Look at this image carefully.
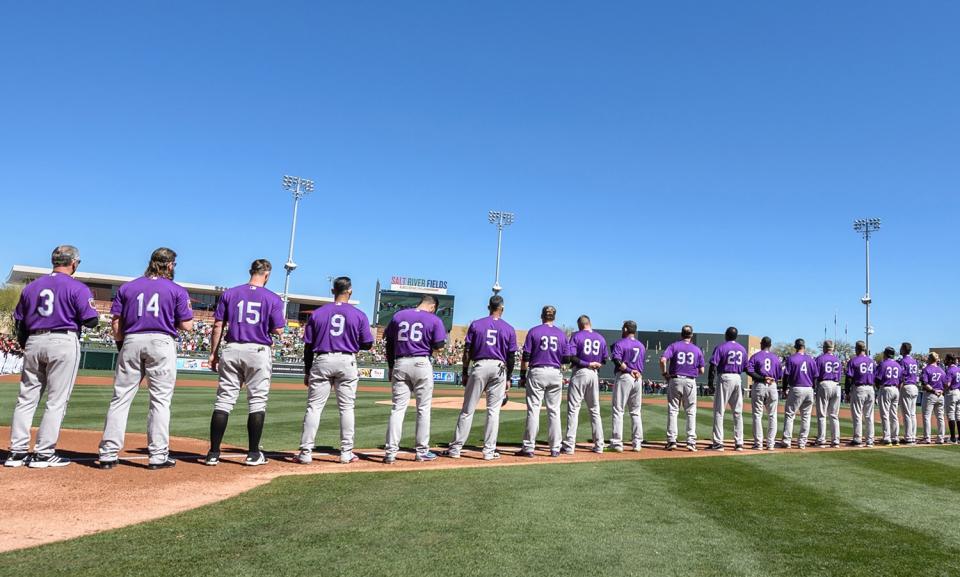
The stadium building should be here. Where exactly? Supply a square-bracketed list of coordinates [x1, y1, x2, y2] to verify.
[6, 265, 350, 326]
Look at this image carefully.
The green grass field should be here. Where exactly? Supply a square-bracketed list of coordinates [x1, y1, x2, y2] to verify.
[2, 448, 959, 576]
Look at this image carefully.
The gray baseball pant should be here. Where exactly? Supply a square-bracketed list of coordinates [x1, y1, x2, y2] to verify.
[563, 368, 604, 451]
[751, 382, 779, 448]
[899, 385, 919, 442]
[300, 352, 358, 459]
[667, 376, 697, 445]
[99, 333, 177, 465]
[878, 386, 900, 442]
[214, 342, 273, 414]
[851, 385, 876, 444]
[945, 389, 960, 422]
[815, 380, 841, 445]
[9, 332, 81, 457]
[385, 357, 434, 457]
[922, 392, 945, 442]
[449, 359, 506, 457]
[712, 373, 743, 446]
[523, 366, 563, 452]
[782, 386, 814, 446]
[610, 373, 643, 449]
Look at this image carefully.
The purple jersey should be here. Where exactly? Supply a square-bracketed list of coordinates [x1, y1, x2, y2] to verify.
[747, 350, 783, 381]
[784, 352, 818, 387]
[384, 308, 447, 358]
[900, 356, 920, 385]
[567, 329, 608, 368]
[523, 324, 568, 368]
[846, 355, 876, 386]
[710, 341, 747, 373]
[875, 359, 903, 386]
[111, 276, 193, 338]
[464, 316, 517, 362]
[611, 337, 646, 373]
[921, 364, 946, 390]
[815, 353, 842, 383]
[214, 284, 285, 346]
[661, 340, 705, 378]
[947, 365, 960, 390]
[14, 272, 98, 332]
[303, 302, 373, 354]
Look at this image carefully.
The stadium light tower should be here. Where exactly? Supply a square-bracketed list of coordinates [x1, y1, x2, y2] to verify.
[281, 175, 314, 318]
[853, 218, 881, 354]
[488, 210, 515, 294]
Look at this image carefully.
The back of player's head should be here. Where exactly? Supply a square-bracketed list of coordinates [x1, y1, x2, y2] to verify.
[332, 276, 352, 296]
[249, 259, 272, 276]
[855, 340, 867, 355]
[577, 315, 590, 330]
[680, 325, 694, 339]
[929, 352, 941, 364]
[51, 245, 80, 268]
[541, 305, 557, 322]
[724, 326, 738, 341]
[884, 347, 896, 360]
[947, 354, 957, 366]
[145, 247, 177, 280]
[822, 340, 834, 353]
[901, 342, 913, 356]
[418, 294, 439, 310]
[794, 338, 805, 351]
[622, 320, 637, 335]
[488, 295, 504, 313]
[761, 336, 772, 350]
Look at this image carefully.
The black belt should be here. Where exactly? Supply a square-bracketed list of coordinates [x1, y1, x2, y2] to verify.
[32, 329, 72, 335]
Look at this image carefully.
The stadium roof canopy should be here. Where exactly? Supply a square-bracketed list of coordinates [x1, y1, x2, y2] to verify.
[6, 265, 356, 306]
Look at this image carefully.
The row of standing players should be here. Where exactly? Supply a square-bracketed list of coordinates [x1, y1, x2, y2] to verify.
[5, 246, 956, 469]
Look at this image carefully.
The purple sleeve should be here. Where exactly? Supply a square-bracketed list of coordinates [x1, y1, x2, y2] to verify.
[611, 341, 623, 363]
[269, 297, 285, 331]
[697, 349, 705, 369]
[811, 359, 820, 379]
[661, 344, 673, 360]
[600, 337, 609, 363]
[358, 312, 373, 344]
[13, 292, 27, 322]
[710, 346, 721, 367]
[213, 293, 226, 322]
[383, 319, 398, 347]
[464, 323, 475, 348]
[522, 331, 534, 355]
[845, 360, 855, 378]
[110, 289, 123, 317]
[746, 354, 756, 373]
[74, 285, 98, 322]
[303, 318, 315, 348]
[175, 287, 193, 322]
[433, 317, 447, 345]
[508, 328, 518, 353]
[874, 363, 883, 379]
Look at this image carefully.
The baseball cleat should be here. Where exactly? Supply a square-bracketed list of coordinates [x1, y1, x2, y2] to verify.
[99, 459, 119, 470]
[686, 444, 697, 452]
[892, 440, 900, 446]
[865, 441, 874, 447]
[881, 439, 892, 446]
[561, 447, 575, 455]
[831, 442, 841, 448]
[340, 452, 359, 464]
[148, 458, 176, 470]
[611, 445, 624, 453]
[665, 442, 677, 451]
[3, 453, 28, 468]
[516, 449, 535, 458]
[296, 450, 312, 464]
[707, 443, 724, 451]
[440, 449, 460, 459]
[383, 454, 396, 465]
[847, 440, 862, 447]
[775, 441, 790, 449]
[245, 451, 268, 466]
[632, 445, 642, 452]
[592, 446, 604, 454]
[798, 443, 806, 450]
[203, 451, 220, 466]
[734, 444, 744, 452]
[415, 451, 438, 462]
[751, 443, 762, 450]
[27, 454, 71, 468]
[483, 452, 501, 461]
[549, 450, 561, 457]
[767, 445, 776, 451]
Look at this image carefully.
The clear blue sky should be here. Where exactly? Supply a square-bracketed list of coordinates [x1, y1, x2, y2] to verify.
[2, 2, 957, 351]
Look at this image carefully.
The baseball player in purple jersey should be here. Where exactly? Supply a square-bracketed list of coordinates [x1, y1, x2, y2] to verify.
[875, 347, 903, 446]
[99, 248, 194, 470]
[660, 325, 705, 452]
[746, 337, 783, 450]
[298, 277, 373, 464]
[4, 246, 99, 468]
[920, 352, 946, 444]
[845, 341, 876, 447]
[899, 342, 920, 444]
[383, 294, 447, 464]
[518, 306, 569, 458]
[776, 339, 818, 449]
[203, 259, 285, 467]
[562, 315, 607, 454]
[944, 355, 960, 444]
[707, 327, 747, 451]
[814, 341, 843, 448]
[609, 321, 646, 452]
[444, 295, 517, 460]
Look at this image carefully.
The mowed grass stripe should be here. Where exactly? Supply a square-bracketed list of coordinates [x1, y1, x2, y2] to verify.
[3, 451, 960, 576]
[0, 383, 873, 452]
